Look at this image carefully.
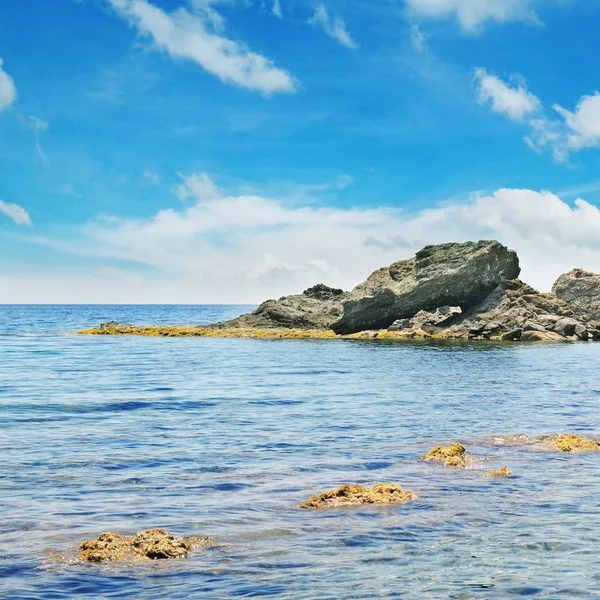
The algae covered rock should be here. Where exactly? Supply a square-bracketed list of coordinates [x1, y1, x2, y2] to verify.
[485, 466, 513, 478]
[545, 434, 600, 453]
[300, 483, 418, 509]
[422, 443, 467, 467]
[78, 528, 212, 563]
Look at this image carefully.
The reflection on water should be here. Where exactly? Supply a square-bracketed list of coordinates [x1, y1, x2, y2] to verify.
[1, 305, 600, 598]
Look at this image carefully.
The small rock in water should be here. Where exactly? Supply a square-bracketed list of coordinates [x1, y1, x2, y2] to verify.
[485, 466, 513, 478]
[545, 434, 600, 453]
[300, 483, 418, 509]
[78, 528, 212, 562]
[422, 443, 467, 468]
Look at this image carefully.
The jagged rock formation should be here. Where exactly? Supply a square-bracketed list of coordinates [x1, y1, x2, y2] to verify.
[84, 240, 600, 343]
[552, 269, 600, 321]
[215, 241, 521, 334]
[213, 284, 345, 330]
[331, 241, 520, 334]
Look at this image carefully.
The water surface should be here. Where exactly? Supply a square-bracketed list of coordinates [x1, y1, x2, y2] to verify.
[1, 305, 600, 598]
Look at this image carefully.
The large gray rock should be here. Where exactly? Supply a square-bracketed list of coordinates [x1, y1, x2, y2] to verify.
[213, 284, 345, 330]
[445, 279, 574, 339]
[552, 269, 600, 321]
[331, 241, 520, 334]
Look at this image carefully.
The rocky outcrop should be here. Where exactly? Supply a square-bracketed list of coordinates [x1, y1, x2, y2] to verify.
[439, 278, 585, 341]
[214, 284, 346, 330]
[552, 269, 600, 321]
[84, 240, 600, 343]
[78, 529, 213, 563]
[300, 483, 418, 509]
[331, 241, 520, 334]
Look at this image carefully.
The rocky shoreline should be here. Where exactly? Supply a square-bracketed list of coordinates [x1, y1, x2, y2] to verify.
[80, 240, 600, 342]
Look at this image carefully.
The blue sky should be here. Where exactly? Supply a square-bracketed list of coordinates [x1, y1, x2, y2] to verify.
[2, 0, 600, 303]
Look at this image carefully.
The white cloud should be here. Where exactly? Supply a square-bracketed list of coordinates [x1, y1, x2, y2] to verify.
[107, 0, 296, 94]
[410, 24, 427, 53]
[404, 0, 540, 31]
[475, 68, 600, 161]
[553, 93, 600, 151]
[174, 172, 221, 201]
[308, 3, 358, 50]
[272, 0, 282, 19]
[143, 170, 160, 185]
[55, 174, 600, 304]
[474, 68, 541, 122]
[0, 59, 17, 111]
[0, 200, 32, 226]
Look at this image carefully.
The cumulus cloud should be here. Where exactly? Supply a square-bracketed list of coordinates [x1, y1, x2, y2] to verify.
[107, 0, 296, 94]
[475, 68, 600, 161]
[68, 173, 600, 303]
[0, 58, 17, 111]
[474, 68, 541, 121]
[404, 0, 540, 31]
[553, 93, 600, 152]
[308, 3, 358, 50]
[0, 200, 32, 226]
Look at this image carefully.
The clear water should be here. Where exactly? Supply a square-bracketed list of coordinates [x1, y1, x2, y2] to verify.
[2, 305, 600, 599]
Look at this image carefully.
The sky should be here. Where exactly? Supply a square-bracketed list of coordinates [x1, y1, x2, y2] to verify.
[2, 0, 600, 303]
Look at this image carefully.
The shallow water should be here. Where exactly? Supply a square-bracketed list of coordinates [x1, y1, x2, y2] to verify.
[2, 305, 600, 599]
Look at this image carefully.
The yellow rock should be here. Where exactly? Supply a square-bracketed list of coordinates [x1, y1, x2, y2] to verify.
[546, 434, 600, 453]
[78, 529, 212, 563]
[485, 466, 513, 478]
[300, 483, 418, 509]
[422, 443, 467, 468]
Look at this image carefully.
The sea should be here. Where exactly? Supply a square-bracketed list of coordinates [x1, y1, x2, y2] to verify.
[1, 304, 600, 599]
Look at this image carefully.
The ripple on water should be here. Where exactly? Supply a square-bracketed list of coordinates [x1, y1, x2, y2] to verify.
[2, 305, 600, 598]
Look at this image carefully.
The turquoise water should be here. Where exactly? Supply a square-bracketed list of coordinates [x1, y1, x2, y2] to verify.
[2, 305, 600, 599]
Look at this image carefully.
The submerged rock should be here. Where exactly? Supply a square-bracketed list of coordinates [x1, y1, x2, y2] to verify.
[422, 443, 467, 467]
[553, 269, 600, 321]
[78, 529, 212, 563]
[485, 467, 513, 478]
[300, 483, 418, 509]
[545, 434, 600, 453]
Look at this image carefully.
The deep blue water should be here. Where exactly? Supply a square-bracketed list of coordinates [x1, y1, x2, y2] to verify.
[2, 305, 600, 599]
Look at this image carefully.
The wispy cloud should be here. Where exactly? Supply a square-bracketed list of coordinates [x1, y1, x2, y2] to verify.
[0, 58, 17, 111]
[475, 67, 600, 162]
[308, 3, 358, 50]
[25, 115, 50, 162]
[0, 200, 32, 226]
[404, 0, 540, 31]
[410, 23, 428, 53]
[272, 0, 282, 19]
[474, 68, 540, 121]
[143, 170, 160, 185]
[107, 0, 296, 94]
